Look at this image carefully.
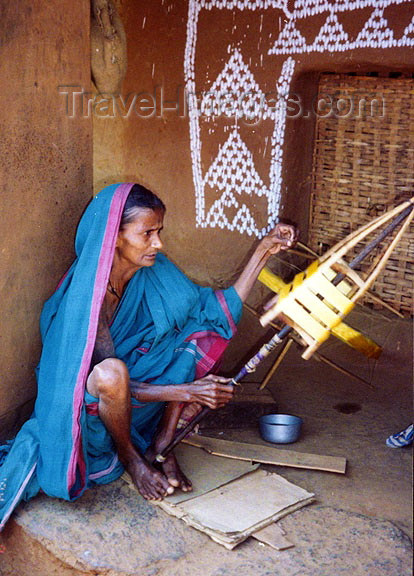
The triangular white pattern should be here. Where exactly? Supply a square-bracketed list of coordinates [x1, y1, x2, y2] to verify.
[311, 12, 350, 52]
[398, 15, 414, 46]
[205, 194, 260, 236]
[186, 0, 413, 238]
[232, 205, 259, 236]
[205, 189, 239, 229]
[268, 19, 307, 55]
[268, 3, 412, 55]
[203, 127, 269, 197]
[201, 48, 273, 119]
[355, 8, 395, 48]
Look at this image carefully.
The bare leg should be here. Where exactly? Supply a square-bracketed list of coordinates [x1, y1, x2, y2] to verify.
[87, 358, 174, 500]
[147, 401, 192, 492]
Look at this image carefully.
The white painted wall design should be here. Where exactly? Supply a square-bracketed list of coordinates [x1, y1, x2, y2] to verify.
[185, 0, 414, 237]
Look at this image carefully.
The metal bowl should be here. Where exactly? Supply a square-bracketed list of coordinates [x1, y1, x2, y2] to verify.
[259, 413, 303, 444]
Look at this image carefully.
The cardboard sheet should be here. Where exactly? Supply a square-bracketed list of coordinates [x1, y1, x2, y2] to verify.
[177, 469, 313, 533]
[124, 444, 314, 549]
[122, 444, 259, 505]
[164, 444, 259, 504]
[252, 523, 294, 550]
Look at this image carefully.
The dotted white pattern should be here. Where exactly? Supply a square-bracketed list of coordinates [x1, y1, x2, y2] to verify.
[199, 0, 290, 12]
[201, 48, 275, 120]
[185, 0, 414, 237]
[202, 57, 295, 236]
[293, 0, 409, 19]
[269, 2, 414, 55]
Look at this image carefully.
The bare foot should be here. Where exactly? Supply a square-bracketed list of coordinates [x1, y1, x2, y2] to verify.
[126, 456, 174, 501]
[146, 446, 192, 492]
[160, 452, 192, 492]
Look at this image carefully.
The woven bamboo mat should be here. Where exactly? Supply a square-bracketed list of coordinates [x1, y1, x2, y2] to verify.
[310, 74, 414, 314]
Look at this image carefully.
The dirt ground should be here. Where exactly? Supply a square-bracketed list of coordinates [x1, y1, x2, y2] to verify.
[218, 306, 413, 537]
[0, 307, 412, 576]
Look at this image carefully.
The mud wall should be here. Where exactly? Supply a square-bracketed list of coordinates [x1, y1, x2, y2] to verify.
[94, 1, 414, 286]
[0, 1, 412, 437]
[0, 1, 92, 439]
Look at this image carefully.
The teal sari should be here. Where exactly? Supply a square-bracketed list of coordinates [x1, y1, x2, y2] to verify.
[0, 183, 242, 529]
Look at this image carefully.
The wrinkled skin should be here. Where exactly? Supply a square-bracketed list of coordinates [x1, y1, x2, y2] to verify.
[88, 208, 298, 500]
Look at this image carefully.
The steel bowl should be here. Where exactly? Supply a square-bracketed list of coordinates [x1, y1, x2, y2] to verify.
[259, 413, 303, 444]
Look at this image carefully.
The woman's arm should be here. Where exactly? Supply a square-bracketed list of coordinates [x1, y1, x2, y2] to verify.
[233, 222, 298, 302]
[91, 301, 233, 409]
[92, 223, 295, 408]
[130, 374, 234, 409]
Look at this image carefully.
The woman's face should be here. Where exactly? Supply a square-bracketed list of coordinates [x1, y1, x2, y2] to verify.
[116, 207, 164, 270]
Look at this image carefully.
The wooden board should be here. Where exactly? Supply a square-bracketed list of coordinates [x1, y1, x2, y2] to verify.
[183, 435, 347, 474]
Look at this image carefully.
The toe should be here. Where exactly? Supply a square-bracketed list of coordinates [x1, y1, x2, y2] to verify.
[166, 475, 180, 487]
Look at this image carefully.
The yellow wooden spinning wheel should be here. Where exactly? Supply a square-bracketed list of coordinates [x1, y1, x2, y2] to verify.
[259, 198, 414, 361]
[258, 265, 381, 359]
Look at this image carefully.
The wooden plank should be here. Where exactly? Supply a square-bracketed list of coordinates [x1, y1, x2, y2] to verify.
[183, 435, 347, 474]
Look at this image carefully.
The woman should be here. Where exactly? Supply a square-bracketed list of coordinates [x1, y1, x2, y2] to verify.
[0, 182, 296, 527]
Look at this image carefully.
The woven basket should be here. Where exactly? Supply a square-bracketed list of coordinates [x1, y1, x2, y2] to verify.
[309, 74, 414, 314]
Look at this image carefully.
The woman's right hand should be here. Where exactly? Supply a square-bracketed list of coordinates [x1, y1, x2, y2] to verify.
[182, 374, 234, 409]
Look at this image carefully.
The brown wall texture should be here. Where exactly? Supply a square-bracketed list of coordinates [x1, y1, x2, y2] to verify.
[93, 0, 413, 369]
[94, 1, 414, 281]
[0, 1, 93, 439]
[0, 1, 413, 437]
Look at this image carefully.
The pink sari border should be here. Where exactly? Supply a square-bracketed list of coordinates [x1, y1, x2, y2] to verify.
[55, 269, 70, 291]
[195, 337, 229, 379]
[185, 330, 232, 379]
[88, 454, 119, 481]
[67, 183, 135, 495]
[0, 463, 37, 531]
